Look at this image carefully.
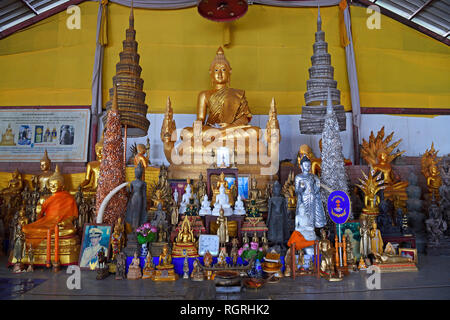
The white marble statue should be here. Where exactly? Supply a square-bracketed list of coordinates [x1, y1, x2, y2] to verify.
[233, 195, 246, 215]
[212, 185, 233, 216]
[179, 184, 192, 214]
[173, 189, 179, 204]
[199, 194, 212, 216]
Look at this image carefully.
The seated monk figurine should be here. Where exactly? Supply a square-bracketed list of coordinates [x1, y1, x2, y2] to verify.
[33, 150, 53, 192]
[142, 251, 155, 279]
[0, 123, 16, 146]
[79, 136, 103, 192]
[22, 165, 79, 265]
[155, 244, 175, 273]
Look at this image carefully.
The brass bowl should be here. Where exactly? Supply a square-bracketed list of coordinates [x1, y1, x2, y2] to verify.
[214, 270, 241, 286]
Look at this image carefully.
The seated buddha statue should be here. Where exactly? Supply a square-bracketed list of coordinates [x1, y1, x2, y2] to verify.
[212, 185, 233, 216]
[297, 144, 321, 176]
[0, 169, 24, 200]
[134, 143, 149, 170]
[21, 165, 79, 266]
[32, 150, 54, 192]
[179, 184, 193, 214]
[199, 194, 212, 216]
[172, 215, 198, 258]
[0, 124, 16, 146]
[233, 195, 246, 215]
[160, 47, 278, 168]
[212, 172, 234, 206]
[156, 244, 174, 270]
[79, 136, 103, 193]
[282, 171, 297, 210]
[151, 190, 166, 211]
[245, 178, 266, 213]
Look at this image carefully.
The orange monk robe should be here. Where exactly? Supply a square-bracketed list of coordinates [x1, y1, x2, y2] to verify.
[23, 191, 78, 248]
[287, 231, 315, 251]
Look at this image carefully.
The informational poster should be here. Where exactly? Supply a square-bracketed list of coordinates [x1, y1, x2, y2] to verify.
[0, 107, 90, 162]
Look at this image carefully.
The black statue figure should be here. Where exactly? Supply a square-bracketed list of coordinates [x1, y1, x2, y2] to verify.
[125, 163, 148, 231]
[267, 181, 289, 248]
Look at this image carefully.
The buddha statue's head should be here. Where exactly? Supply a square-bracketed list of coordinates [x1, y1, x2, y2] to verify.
[320, 228, 327, 239]
[95, 135, 104, 161]
[48, 165, 65, 193]
[162, 244, 169, 255]
[219, 208, 225, 217]
[372, 221, 378, 230]
[40, 149, 51, 172]
[272, 181, 281, 196]
[300, 155, 312, 173]
[137, 144, 146, 155]
[135, 163, 143, 180]
[209, 47, 231, 86]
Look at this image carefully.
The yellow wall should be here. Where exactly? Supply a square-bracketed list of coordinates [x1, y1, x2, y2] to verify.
[0, 3, 448, 114]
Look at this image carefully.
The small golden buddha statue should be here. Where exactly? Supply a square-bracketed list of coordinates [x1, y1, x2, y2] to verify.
[134, 143, 149, 169]
[212, 172, 234, 206]
[195, 173, 207, 200]
[79, 136, 103, 192]
[0, 123, 16, 146]
[421, 143, 442, 201]
[318, 229, 336, 280]
[372, 242, 416, 267]
[0, 169, 24, 199]
[142, 251, 155, 279]
[361, 127, 408, 206]
[245, 178, 266, 212]
[152, 165, 172, 206]
[33, 150, 53, 192]
[217, 208, 229, 245]
[297, 144, 321, 176]
[172, 216, 198, 258]
[18, 165, 79, 266]
[151, 189, 165, 210]
[282, 171, 296, 209]
[156, 244, 173, 270]
[369, 221, 383, 255]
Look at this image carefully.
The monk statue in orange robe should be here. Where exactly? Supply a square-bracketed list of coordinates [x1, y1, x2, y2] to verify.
[23, 165, 78, 249]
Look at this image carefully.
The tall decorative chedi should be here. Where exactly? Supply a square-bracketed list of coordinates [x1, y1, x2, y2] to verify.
[320, 89, 351, 225]
[299, 8, 346, 134]
[96, 85, 128, 225]
[103, 4, 149, 137]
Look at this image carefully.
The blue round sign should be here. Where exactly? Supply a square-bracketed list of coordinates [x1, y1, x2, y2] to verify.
[327, 190, 351, 225]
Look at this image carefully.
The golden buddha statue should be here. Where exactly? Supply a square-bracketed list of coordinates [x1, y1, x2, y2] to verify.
[172, 215, 198, 258]
[421, 143, 442, 201]
[282, 171, 296, 209]
[152, 244, 178, 281]
[160, 47, 280, 180]
[0, 169, 24, 201]
[151, 165, 172, 206]
[0, 123, 16, 146]
[369, 221, 383, 255]
[212, 172, 234, 206]
[151, 189, 165, 210]
[134, 143, 149, 169]
[356, 167, 385, 216]
[297, 144, 321, 176]
[361, 127, 408, 206]
[245, 178, 266, 212]
[17, 165, 80, 266]
[33, 150, 53, 192]
[79, 136, 103, 193]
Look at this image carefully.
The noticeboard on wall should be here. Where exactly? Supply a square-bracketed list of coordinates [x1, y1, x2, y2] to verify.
[0, 107, 91, 162]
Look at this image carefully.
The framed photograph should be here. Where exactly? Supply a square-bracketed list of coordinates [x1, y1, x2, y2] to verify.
[78, 223, 113, 270]
[399, 248, 418, 264]
[336, 220, 361, 261]
[237, 175, 250, 199]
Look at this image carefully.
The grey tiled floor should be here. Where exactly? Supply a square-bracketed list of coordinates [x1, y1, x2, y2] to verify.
[1, 255, 449, 300]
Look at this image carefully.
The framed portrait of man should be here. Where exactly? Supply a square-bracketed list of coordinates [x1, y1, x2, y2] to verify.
[78, 224, 112, 270]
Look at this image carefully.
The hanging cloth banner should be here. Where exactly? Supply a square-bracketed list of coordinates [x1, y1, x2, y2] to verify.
[339, 0, 350, 48]
[99, 0, 108, 46]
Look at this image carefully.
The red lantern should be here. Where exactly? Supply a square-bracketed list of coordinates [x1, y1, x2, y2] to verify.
[198, 0, 248, 22]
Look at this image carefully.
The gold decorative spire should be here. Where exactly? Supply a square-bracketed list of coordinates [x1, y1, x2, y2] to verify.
[49, 164, 64, 185]
[41, 149, 51, 164]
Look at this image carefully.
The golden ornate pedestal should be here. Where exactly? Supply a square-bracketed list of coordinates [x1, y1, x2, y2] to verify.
[151, 268, 178, 282]
[172, 242, 199, 258]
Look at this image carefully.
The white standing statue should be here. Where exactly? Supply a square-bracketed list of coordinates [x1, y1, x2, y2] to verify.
[199, 194, 212, 216]
[173, 189, 179, 205]
[179, 184, 192, 214]
[212, 185, 233, 216]
[233, 195, 246, 215]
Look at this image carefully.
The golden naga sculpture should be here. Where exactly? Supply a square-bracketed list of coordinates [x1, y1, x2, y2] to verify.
[79, 135, 104, 192]
[32, 150, 53, 192]
[160, 47, 280, 173]
[297, 144, 321, 176]
[361, 127, 408, 204]
[15, 165, 80, 266]
[356, 167, 385, 216]
[421, 142, 442, 201]
[0, 123, 16, 146]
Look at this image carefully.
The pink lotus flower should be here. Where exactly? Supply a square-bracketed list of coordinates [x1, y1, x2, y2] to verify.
[150, 226, 157, 233]
[238, 248, 244, 256]
[250, 242, 258, 250]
